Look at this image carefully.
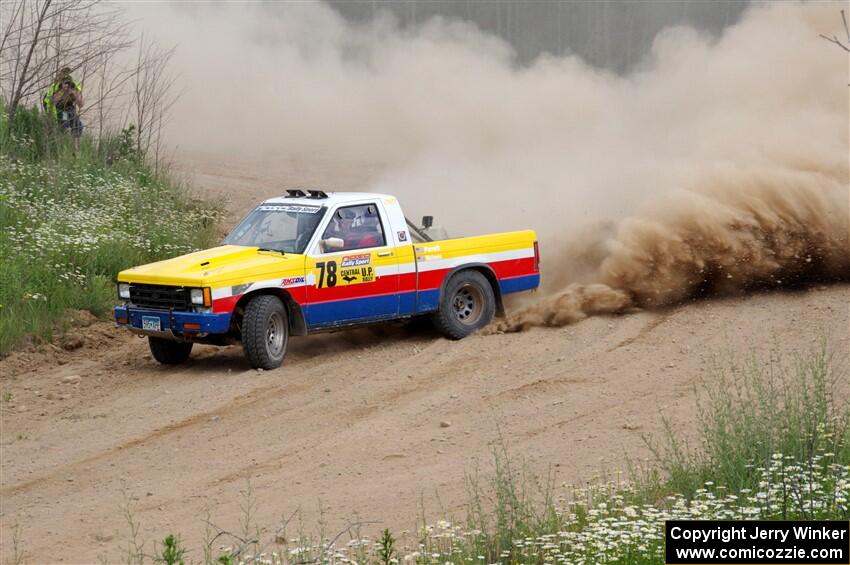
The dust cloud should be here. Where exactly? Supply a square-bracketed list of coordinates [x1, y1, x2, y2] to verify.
[495, 172, 849, 331]
[129, 1, 849, 327]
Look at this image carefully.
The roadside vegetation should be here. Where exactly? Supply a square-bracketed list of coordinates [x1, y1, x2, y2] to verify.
[105, 343, 847, 565]
[1, 0, 210, 355]
[0, 103, 222, 353]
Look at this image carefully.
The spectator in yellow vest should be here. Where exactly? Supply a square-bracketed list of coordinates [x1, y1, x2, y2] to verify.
[43, 67, 84, 151]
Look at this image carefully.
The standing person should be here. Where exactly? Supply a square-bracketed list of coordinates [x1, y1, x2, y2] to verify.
[43, 67, 84, 152]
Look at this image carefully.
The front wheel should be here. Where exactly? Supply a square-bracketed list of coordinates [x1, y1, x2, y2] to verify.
[148, 337, 193, 365]
[242, 295, 289, 369]
[432, 270, 496, 340]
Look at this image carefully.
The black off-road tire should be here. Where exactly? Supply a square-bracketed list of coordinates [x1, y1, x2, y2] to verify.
[242, 294, 289, 369]
[148, 337, 193, 365]
[432, 270, 496, 340]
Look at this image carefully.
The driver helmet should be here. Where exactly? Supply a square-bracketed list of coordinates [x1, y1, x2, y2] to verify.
[331, 208, 358, 236]
[361, 206, 379, 228]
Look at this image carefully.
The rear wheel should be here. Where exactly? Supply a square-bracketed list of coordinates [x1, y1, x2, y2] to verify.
[148, 337, 193, 365]
[242, 295, 289, 369]
[432, 270, 496, 340]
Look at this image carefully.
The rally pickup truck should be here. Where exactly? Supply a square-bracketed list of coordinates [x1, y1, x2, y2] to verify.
[114, 190, 540, 369]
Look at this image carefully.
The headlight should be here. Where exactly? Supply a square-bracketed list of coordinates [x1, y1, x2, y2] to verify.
[190, 288, 212, 306]
[190, 288, 204, 305]
[118, 283, 130, 299]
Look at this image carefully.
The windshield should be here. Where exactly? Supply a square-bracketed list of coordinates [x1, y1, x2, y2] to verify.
[223, 203, 326, 254]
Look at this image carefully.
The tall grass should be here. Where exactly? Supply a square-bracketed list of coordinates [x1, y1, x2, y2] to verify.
[643, 341, 849, 500]
[0, 102, 222, 353]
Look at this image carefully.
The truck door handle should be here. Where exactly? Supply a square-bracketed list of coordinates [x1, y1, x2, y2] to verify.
[377, 251, 393, 257]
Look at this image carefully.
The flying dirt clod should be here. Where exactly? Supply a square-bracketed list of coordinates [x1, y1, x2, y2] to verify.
[494, 171, 849, 332]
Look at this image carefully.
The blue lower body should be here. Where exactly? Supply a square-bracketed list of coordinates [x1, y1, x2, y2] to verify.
[305, 294, 406, 328]
[415, 289, 441, 313]
[500, 273, 540, 294]
[306, 291, 422, 329]
[114, 305, 231, 335]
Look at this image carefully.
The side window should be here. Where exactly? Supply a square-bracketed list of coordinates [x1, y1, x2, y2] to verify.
[321, 204, 386, 252]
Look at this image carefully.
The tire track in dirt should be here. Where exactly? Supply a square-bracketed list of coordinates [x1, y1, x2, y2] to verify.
[606, 312, 671, 352]
[3, 281, 847, 565]
[0, 382, 298, 496]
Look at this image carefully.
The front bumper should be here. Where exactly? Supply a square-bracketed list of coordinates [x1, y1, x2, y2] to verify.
[114, 305, 231, 338]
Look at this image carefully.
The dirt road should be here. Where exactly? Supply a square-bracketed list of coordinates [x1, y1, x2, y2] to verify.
[1, 154, 847, 562]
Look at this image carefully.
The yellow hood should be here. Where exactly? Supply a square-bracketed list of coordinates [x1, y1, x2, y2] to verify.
[117, 245, 305, 287]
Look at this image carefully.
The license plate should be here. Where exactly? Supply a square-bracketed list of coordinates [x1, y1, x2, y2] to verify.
[141, 316, 161, 331]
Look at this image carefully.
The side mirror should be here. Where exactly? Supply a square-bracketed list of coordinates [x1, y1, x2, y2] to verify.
[421, 215, 433, 229]
[321, 237, 344, 251]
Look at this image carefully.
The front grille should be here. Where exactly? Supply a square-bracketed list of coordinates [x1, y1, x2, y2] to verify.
[129, 284, 191, 311]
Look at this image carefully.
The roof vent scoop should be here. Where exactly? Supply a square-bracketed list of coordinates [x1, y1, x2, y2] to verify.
[285, 189, 328, 199]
